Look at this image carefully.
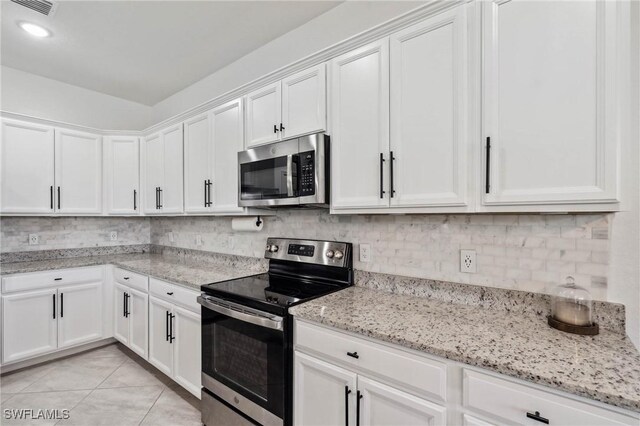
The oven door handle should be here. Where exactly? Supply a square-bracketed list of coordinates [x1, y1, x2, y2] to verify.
[286, 154, 294, 197]
[197, 295, 284, 331]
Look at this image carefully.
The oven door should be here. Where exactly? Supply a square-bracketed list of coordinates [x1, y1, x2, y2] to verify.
[238, 138, 299, 207]
[198, 295, 285, 426]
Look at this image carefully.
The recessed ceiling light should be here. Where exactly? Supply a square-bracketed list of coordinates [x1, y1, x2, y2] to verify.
[18, 21, 50, 38]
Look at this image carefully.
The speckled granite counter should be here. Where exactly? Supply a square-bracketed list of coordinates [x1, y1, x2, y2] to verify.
[0, 252, 267, 291]
[289, 286, 640, 413]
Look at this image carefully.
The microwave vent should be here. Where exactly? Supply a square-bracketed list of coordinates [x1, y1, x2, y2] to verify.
[10, 0, 56, 16]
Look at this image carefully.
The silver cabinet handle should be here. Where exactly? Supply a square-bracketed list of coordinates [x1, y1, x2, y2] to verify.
[197, 295, 283, 331]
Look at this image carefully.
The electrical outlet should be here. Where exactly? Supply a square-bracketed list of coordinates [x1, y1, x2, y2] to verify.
[110, 231, 118, 241]
[460, 249, 476, 273]
[195, 235, 203, 246]
[360, 244, 371, 263]
[168, 232, 174, 243]
[28, 234, 40, 245]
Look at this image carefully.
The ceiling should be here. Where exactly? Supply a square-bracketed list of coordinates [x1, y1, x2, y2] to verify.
[1, 1, 341, 105]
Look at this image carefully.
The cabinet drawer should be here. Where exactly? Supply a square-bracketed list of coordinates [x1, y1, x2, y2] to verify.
[114, 268, 148, 292]
[2, 266, 103, 294]
[295, 320, 447, 403]
[149, 278, 199, 313]
[463, 369, 638, 426]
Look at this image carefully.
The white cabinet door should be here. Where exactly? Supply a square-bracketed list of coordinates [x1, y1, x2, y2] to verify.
[54, 129, 102, 214]
[172, 306, 201, 398]
[211, 98, 244, 214]
[58, 282, 103, 349]
[184, 114, 213, 213]
[245, 81, 281, 147]
[358, 375, 446, 426]
[113, 284, 129, 345]
[161, 124, 184, 214]
[482, 0, 619, 207]
[282, 64, 326, 139]
[128, 287, 148, 359]
[330, 39, 390, 209]
[294, 352, 357, 426]
[148, 296, 173, 376]
[0, 119, 55, 214]
[390, 6, 468, 208]
[2, 289, 57, 363]
[105, 136, 139, 215]
[141, 133, 164, 214]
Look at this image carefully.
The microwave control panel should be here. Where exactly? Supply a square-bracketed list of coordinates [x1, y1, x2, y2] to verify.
[299, 151, 316, 195]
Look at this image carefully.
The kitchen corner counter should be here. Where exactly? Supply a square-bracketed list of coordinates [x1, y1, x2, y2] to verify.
[0, 253, 267, 291]
[289, 286, 640, 414]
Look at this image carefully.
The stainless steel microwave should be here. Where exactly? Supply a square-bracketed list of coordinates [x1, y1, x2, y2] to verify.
[238, 133, 329, 207]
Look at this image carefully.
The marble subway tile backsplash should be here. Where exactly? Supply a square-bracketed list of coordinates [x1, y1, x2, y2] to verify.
[0, 217, 151, 252]
[151, 211, 611, 299]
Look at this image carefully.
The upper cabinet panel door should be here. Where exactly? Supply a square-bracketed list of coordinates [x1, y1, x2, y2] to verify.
[330, 39, 390, 209]
[211, 98, 244, 214]
[390, 6, 468, 208]
[245, 81, 281, 148]
[161, 124, 184, 214]
[105, 136, 139, 215]
[141, 133, 163, 214]
[281, 64, 326, 139]
[0, 119, 55, 214]
[482, 0, 619, 207]
[54, 129, 102, 214]
[184, 114, 213, 213]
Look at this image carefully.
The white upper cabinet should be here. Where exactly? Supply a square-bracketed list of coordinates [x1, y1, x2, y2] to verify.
[141, 124, 184, 214]
[211, 98, 244, 214]
[281, 64, 326, 140]
[104, 136, 139, 215]
[330, 39, 390, 209]
[481, 0, 620, 209]
[390, 5, 469, 209]
[184, 113, 214, 213]
[245, 64, 326, 148]
[54, 129, 102, 214]
[245, 81, 282, 147]
[0, 119, 55, 214]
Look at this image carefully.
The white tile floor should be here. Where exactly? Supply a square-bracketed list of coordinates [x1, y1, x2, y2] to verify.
[0, 344, 201, 425]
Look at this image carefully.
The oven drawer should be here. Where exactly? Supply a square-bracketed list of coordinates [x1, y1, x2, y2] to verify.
[149, 277, 199, 313]
[2, 266, 103, 294]
[295, 320, 447, 404]
[463, 369, 638, 425]
[113, 267, 148, 292]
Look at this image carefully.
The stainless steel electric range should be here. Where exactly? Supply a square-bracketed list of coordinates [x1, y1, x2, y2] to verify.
[198, 238, 353, 426]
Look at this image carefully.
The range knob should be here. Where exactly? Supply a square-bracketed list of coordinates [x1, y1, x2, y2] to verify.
[334, 250, 344, 260]
[269, 244, 279, 253]
[325, 250, 334, 259]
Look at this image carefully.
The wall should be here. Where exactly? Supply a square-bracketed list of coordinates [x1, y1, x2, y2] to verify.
[151, 212, 612, 300]
[0, 217, 150, 252]
[0, 66, 154, 130]
[151, 1, 425, 122]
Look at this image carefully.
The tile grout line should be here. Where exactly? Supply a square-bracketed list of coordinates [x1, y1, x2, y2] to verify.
[138, 386, 166, 426]
[52, 356, 129, 425]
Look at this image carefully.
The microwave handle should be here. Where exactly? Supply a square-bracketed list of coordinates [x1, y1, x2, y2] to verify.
[197, 295, 284, 331]
[286, 154, 294, 197]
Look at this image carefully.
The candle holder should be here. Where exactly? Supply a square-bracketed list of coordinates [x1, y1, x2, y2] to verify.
[548, 276, 599, 335]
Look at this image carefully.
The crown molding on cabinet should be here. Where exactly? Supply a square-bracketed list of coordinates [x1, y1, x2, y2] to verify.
[2, 1, 461, 137]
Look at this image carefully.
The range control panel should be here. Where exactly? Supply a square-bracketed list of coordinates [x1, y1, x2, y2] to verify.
[299, 151, 315, 196]
[265, 238, 351, 267]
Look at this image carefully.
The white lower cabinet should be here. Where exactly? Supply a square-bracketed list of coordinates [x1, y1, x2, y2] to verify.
[113, 283, 148, 359]
[1, 267, 105, 364]
[57, 282, 103, 349]
[148, 287, 201, 398]
[294, 320, 639, 426]
[2, 288, 57, 363]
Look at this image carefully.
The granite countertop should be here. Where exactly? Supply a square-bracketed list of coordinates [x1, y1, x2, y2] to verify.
[290, 286, 640, 413]
[0, 253, 266, 291]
